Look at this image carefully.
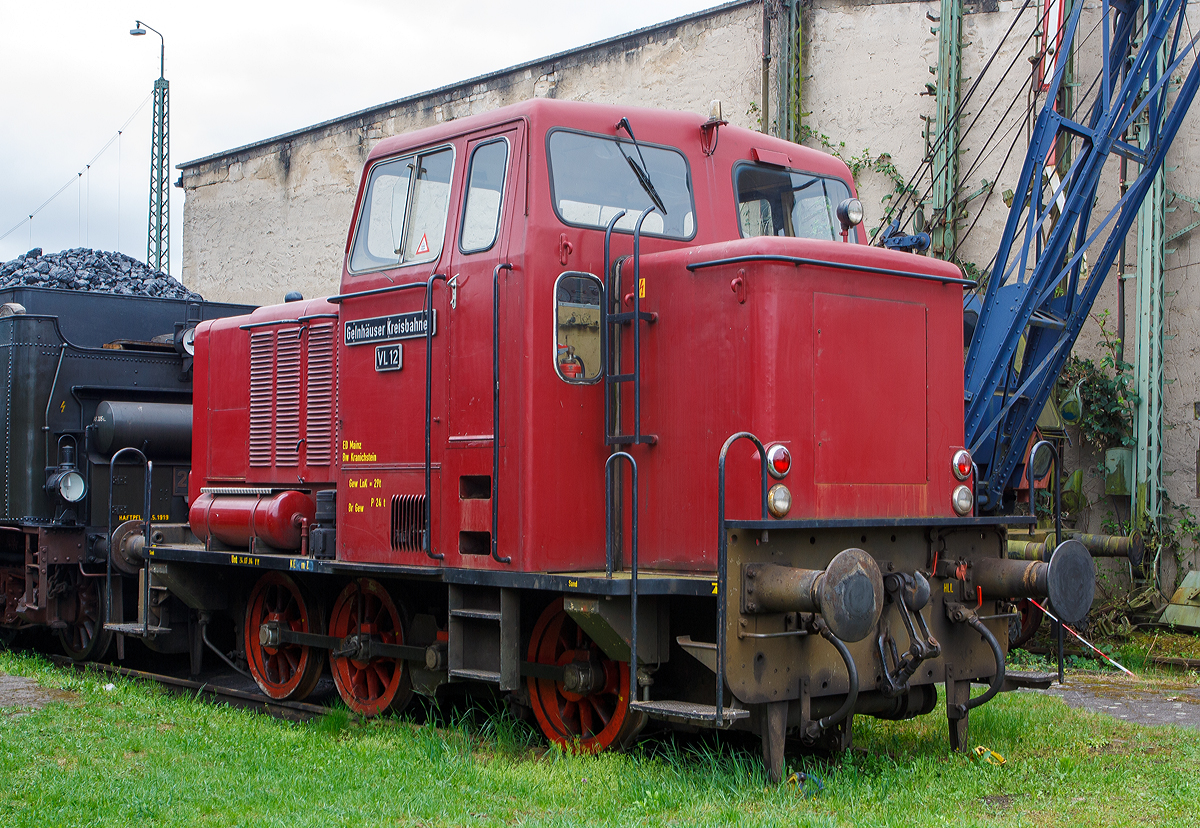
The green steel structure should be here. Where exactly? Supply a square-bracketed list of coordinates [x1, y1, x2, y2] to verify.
[132, 21, 169, 275]
[928, 0, 962, 259]
[1132, 0, 1169, 529]
[777, 0, 804, 143]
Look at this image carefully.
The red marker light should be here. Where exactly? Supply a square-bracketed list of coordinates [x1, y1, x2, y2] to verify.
[952, 449, 972, 481]
[766, 444, 791, 479]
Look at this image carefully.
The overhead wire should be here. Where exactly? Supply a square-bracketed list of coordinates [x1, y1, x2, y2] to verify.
[0, 93, 152, 247]
[957, 5, 1161, 283]
[872, 0, 1038, 241]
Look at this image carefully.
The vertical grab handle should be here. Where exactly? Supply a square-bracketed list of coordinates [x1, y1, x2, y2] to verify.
[107, 447, 152, 633]
[423, 273, 447, 560]
[604, 452, 638, 702]
[715, 431, 770, 723]
[491, 263, 514, 565]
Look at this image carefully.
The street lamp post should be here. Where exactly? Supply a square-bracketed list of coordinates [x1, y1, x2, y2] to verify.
[130, 21, 169, 275]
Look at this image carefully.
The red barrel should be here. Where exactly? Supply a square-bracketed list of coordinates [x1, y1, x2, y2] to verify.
[189, 491, 316, 551]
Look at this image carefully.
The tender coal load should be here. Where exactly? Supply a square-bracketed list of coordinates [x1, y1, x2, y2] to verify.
[0, 247, 202, 300]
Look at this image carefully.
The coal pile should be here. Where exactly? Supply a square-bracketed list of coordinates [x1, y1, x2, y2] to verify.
[0, 248, 202, 300]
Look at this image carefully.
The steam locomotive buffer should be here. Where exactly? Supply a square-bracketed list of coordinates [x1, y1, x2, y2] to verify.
[107, 100, 1092, 781]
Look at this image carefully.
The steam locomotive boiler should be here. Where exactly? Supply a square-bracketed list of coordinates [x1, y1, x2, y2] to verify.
[0, 287, 250, 659]
[119, 99, 1093, 780]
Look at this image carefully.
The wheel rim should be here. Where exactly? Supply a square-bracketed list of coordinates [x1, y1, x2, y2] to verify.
[244, 572, 324, 700]
[329, 578, 412, 716]
[58, 569, 111, 661]
[1008, 598, 1044, 650]
[526, 598, 634, 752]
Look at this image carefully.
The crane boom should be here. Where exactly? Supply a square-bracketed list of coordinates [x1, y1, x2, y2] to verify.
[964, 0, 1200, 511]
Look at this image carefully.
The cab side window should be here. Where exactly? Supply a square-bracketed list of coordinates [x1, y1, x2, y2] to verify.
[460, 140, 509, 253]
[554, 272, 603, 384]
[348, 146, 455, 273]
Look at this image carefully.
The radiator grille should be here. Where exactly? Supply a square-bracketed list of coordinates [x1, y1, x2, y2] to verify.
[305, 323, 336, 466]
[274, 328, 302, 467]
[248, 331, 275, 467]
[391, 494, 427, 552]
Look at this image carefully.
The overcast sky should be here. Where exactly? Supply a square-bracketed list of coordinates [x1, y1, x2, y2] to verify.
[0, 0, 722, 277]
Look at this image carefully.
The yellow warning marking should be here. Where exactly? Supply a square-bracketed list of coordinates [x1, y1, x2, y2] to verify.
[638, 278, 645, 299]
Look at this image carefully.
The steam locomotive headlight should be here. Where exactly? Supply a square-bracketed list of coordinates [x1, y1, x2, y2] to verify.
[45, 441, 87, 504]
[57, 471, 87, 503]
[46, 468, 87, 503]
[765, 443, 791, 479]
[951, 484, 974, 516]
[952, 449, 972, 481]
[767, 483, 792, 518]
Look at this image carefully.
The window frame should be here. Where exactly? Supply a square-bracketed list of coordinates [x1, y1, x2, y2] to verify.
[545, 127, 697, 242]
[347, 142, 457, 275]
[552, 270, 605, 385]
[731, 160, 859, 244]
[457, 136, 511, 255]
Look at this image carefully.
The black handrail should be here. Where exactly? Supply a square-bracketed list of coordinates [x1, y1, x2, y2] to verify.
[327, 280, 429, 304]
[603, 452, 639, 706]
[423, 273, 447, 560]
[107, 447, 152, 634]
[602, 207, 657, 447]
[1028, 439, 1064, 682]
[630, 207, 654, 446]
[491, 263, 514, 565]
[715, 431, 770, 723]
[685, 254, 976, 287]
[602, 210, 625, 446]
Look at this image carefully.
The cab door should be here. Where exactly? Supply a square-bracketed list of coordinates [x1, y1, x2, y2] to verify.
[444, 123, 524, 564]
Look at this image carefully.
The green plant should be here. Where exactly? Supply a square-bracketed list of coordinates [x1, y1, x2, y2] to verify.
[1057, 310, 1137, 451]
[796, 125, 914, 211]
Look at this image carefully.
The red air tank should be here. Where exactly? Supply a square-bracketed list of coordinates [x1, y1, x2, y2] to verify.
[189, 491, 316, 551]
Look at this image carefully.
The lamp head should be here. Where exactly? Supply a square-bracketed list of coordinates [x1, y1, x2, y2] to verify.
[130, 21, 146, 36]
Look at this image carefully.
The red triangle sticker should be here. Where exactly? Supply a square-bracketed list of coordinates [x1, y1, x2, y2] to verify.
[415, 233, 430, 255]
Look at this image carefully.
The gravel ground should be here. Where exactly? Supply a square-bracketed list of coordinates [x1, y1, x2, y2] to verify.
[1037, 672, 1200, 729]
[0, 673, 75, 714]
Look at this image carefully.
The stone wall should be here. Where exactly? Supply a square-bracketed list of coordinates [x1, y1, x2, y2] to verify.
[179, 0, 767, 305]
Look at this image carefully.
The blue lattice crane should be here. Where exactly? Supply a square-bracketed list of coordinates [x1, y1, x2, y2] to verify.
[964, 0, 1200, 512]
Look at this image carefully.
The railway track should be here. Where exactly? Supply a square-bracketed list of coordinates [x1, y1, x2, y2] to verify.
[46, 654, 332, 722]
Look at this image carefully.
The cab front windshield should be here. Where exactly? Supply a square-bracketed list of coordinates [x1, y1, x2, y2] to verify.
[735, 163, 856, 242]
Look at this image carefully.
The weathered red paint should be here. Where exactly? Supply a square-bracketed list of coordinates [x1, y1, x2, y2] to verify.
[190, 99, 965, 574]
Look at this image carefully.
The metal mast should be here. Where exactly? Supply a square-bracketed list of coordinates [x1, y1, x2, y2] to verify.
[131, 21, 169, 274]
[928, 0, 962, 259]
[1132, 0, 1169, 529]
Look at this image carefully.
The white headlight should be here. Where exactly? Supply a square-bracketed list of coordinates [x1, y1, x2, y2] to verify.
[952, 484, 973, 516]
[767, 483, 792, 518]
[836, 198, 864, 228]
[59, 471, 87, 503]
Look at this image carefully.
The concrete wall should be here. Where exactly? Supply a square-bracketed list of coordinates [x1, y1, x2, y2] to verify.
[180, 0, 1200, 580]
[179, 0, 767, 306]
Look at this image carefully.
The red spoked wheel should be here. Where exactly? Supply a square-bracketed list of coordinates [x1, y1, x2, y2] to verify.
[1008, 598, 1044, 650]
[526, 598, 641, 752]
[244, 572, 325, 700]
[328, 578, 413, 717]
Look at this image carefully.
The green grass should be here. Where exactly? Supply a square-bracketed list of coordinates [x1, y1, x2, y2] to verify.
[2, 649, 1199, 827]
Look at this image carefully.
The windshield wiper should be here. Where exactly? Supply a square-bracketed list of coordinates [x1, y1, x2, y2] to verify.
[615, 117, 667, 216]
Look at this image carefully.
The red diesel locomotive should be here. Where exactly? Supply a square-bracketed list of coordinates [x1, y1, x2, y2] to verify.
[111, 99, 1091, 780]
